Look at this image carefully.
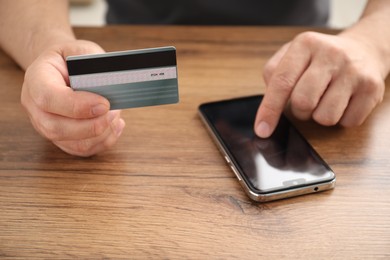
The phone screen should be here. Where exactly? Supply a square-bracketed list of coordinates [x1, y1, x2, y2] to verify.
[199, 95, 335, 194]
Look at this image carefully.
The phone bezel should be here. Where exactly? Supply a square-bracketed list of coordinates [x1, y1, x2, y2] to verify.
[198, 95, 336, 202]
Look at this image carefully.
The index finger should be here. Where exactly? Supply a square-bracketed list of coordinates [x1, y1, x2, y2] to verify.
[254, 39, 311, 138]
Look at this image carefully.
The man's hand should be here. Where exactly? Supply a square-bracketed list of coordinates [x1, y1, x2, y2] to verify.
[254, 31, 386, 138]
[21, 40, 126, 156]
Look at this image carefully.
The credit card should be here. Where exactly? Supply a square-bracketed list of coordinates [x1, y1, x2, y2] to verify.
[66, 46, 179, 110]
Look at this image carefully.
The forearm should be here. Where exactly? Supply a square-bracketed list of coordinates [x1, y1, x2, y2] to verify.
[0, 0, 75, 70]
[340, 0, 390, 78]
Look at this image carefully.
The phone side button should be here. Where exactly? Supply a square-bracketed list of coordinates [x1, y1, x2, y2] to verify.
[224, 155, 231, 164]
[229, 165, 242, 181]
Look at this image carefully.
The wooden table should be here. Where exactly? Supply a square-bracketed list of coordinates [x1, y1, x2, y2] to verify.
[1, 26, 389, 259]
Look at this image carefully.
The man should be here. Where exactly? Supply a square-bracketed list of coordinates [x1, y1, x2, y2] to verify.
[0, 0, 389, 157]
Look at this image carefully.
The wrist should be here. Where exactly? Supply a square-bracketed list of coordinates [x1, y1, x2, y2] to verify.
[338, 2, 390, 79]
[340, 29, 390, 79]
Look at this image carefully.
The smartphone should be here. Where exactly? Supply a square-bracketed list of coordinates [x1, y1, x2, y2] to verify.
[198, 95, 336, 202]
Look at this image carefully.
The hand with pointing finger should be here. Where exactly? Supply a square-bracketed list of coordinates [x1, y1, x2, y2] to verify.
[254, 31, 388, 138]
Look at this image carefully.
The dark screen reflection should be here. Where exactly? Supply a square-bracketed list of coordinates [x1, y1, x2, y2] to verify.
[203, 96, 334, 193]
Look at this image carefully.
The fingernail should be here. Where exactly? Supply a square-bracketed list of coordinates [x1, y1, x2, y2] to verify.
[116, 119, 125, 136]
[107, 111, 118, 122]
[255, 121, 271, 138]
[92, 104, 108, 116]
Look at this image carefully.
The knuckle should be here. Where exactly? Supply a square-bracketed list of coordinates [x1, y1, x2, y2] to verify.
[354, 73, 385, 105]
[272, 73, 296, 94]
[91, 119, 108, 137]
[102, 133, 119, 151]
[290, 94, 317, 112]
[261, 101, 280, 117]
[340, 110, 368, 128]
[55, 140, 94, 157]
[263, 60, 277, 81]
[39, 120, 62, 141]
[340, 119, 361, 128]
[326, 43, 345, 59]
[74, 140, 94, 156]
[313, 111, 339, 126]
[102, 138, 115, 150]
[295, 31, 320, 46]
[34, 91, 51, 111]
[360, 74, 384, 96]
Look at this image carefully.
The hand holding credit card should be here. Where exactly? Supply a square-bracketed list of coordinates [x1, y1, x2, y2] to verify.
[66, 46, 179, 110]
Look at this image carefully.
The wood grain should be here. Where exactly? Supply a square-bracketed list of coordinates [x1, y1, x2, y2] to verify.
[0, 26, 389, 259]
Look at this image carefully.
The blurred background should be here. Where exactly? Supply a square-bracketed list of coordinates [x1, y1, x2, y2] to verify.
[69, 0, 368, 29]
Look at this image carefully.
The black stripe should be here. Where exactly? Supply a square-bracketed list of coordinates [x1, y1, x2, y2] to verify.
[67, 49, 176, 76]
